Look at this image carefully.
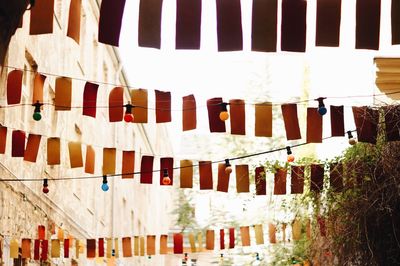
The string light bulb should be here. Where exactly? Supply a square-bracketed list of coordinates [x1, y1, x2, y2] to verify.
[184, 253, 188, 261]
[219, 102, 229, 121]
[256, 252, 260, 261]
[42, 178, 49, 194]
[220, 254, 224, 263]
[32, 101, 43, 121]
[286, 146, 295, 162]
[101, 175, 109, 192]
[347, 131, 357, 145]
[123, 102, 134, 123]
[162, 168, 171, 185]
[316, 97, 327, 116]
[225, 159, 232, 174]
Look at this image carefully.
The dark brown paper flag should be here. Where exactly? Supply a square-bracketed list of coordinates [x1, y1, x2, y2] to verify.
[87, 239, 96, 258]
[311, 164, 324, 193]
[29, 0, 54, 35]
[109, 87, 124, 122]
[207, 98, 226, 132]
[281, 0, 307, 52]
[306, 108, 323, 143]
[217, 163, 230, 192]
[240, 226, 250, 246]
[7, 70, 23, 105]
[55, 77, 72, 111]
[330, 163, 344, 192]
[34, 239, 40, 260]
[122, 237, 132, 257]
[384, 106, 400, 141]
[160, 157, 174, 185]
[138, 0, 163, 48]
[291, 165, 305, 194]
[21, 239, 31, 258]
[206, 230, 215, 250]
[392, 0, 400, 44]
[122, 151, 135, 179]
[102, 148, 116, 175]
[230, 99, 246, 135]
[316, 0, 341, 47]
[251, 0, 278, 52]
[140, 156, 154, 184]
[146, 236, 156, 255]
[98, 0, 126, 46]
[67, 0, 81, 43]
[0, 126, 6, 154]
[12, 130, 25, 157]
[330, 105, 345, 137]
[98, 238, 104, 257]
[255, 102, 273, 137]
[180, 160, 193, 188]
[352, 106, 379, 144]
[24, 134, 41, 162]
[356, 0, 381, 50]
[236, 165, 250, 193]
[255, 166, 266, 195]
[274, 168, 287, 195]
[47, 138, 60, 165]
[155, 90, 171, 123]
[132, 89, 148, 123]
[68, 142, 83, 168]
[82, 82, 99, 118]
[216, 0, 243, 51]
[281, 104, 301, 140]
[182, 95, 196, 131]
[33, 73, 46, 104]
[176, 0, 201, 49]
[199, 161, 213, 190]
[85, 145, 95, 174]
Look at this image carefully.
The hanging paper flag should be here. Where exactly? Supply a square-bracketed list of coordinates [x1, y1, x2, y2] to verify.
[281, 0, 307, 52]
[207, 98, 226, 132]
[41, 240, 48, 260]
[102, 148, 116, 175]
[176, 0, 201, 49]
[7, 70, 23, 105]
[199, 161, 213, 190]
[122, 237, 132, 257]
[230, 99, 246, 135]
[311, 164, 324, 193]
[29, 0, 54, 35]
[216, 0, 243, 51]
[251, 0, 278, 52]
[122, 151, 135, 179]
[138, 0, 163, 48]
[33, 73, 46, 104]
[85, 145, 95, 174]
[139, 237, 145, 256]
[87, 239, 96, 258]
[291, 165, 305, 194]
[155, 90, 172, 123]
[67, 0, 81, 43]
[356, 0, 381, 50]
[10, 239, 19, 258]
[11, 130, 25, 157]
[160, 157, 174, 185]
[306, 108, 323, 143]
[57, 228, 64, 240]
[34, 239, 40, 260]
[0, 126, 6, 154]
[109, 87, 124, 122]
[316, 0, 341, 47]
[76, 239, 81, 258]
[98, 238, 105, 257]
[24, 134, 41, 163]
[182, 95, 197, 131]
[236, 165, 250, 193]
[47, 137, 60, 165]
[132, 89, 148, 123]
[255, 166, 266, 195]
[282, 223, 287, 242]
[180, 160, 193, 188]
[189, 233, 196, 253]
[197, 232, 203, 252]
[292, 219, 302, 241]
[268, 224, 277, 244]
[206, 230, 215, 250]
[255, 102, 273, 137]
[21, 239, 31, 258]
[147, 236, 156, 255]
[240, 226, 250, 246]
[330, 163, 344, 192]
[281, 104, 301, 140]
[64, 238, 69, 258]
[82, 82, 98, 118]
[392, 0, 400, 44]
[140, 155, 154, 184]
[384, 106, 400, 141]
[173, 233, 183, 254]
[160, 235, 168, 254]
[51, 239, 60, 258]
[133, 236, 139, 256]
[105, 238, 111, 258]
[55, 77, 72, 111]
[352, 106, 379, 144]
[38, 225, 45, 240]
[254, 225, 264, 245]
[220, 229, 225, 250]
[274, 168, 287, 195]
[330, 105, 345, 137]
[114, 238, 120, 258]
[217, 163, 230, 192]
[98, 0, 125, 46]
[229, 228, 235, 249]
[68, 142, 83, 168]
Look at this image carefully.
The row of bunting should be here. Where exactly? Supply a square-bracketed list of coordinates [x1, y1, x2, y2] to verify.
[24, 0, 400, 51]
[6, 69, 400, 143]
[1, 220, 320, 260]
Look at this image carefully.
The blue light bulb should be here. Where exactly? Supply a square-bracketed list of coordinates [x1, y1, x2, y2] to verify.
[318, 106, 327, 116]
[101, 183, 109, 192]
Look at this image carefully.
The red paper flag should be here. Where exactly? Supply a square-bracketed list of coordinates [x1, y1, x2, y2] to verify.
[356, 0, 381, 50]
[217, 163, 230, 192]
[392, 0, 400, 44]
[352, 106, 379, 144]
[251, 0, 278, 52]
[306, 108, 323, 143]
[291, 165, 305, 194]
[41, 240, 48, 261]
[0, 126, 7, 154]
[140, 156, 154, 184]
[83, 82, 99, 118]
[109, 87, 124, 122]
[182, 94, 196, 131]
[199, 161, 213, 190]
[64, 239, 69, 258]
[122, 151, 135, 179]
[155, 90, 171, 123]
[230, 99, 246, 135]
[160, 157, 173, 185]
[207, 98, 226, 133]
[216, 0, 243, 51]
[330, 105, 345, 137]
[229, 228, 235, 249]
[12, 130, 25, 157]
[138, 0, 163, 48]
[173, 233, 183, 254]
[274, 168, 287, 195]
[220, 229, 225, 250]
[38, 225, 45, 240]
[281, 0, 307, 52]
[99, 238, 105, 257]
[255, 166, 266, 195]
[98, 0, 126, 46]
[316, 0, 341, 47]
[311, 164, 324, 193]
[281, 104, 301, 140]
[7, 70, 23, 105]
[34, 239, 40, 260]
[176, 0, 201, 49]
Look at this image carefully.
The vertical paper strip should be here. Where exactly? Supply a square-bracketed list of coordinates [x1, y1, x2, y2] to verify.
[255, 102, 273, 137]
[38, 225, 45, 240]
[255, 166, 266, 195]
[87, 239, 96, 258]
[32, 74, 46, 104]
[251, 0, 278, 52]
[0, 126, 6, 154]
[240, 226, 250, 246]
[68, 142, 83, 168]
[85, 145, 95, 174]
[197, 233, 203, 252]
[102, 148, 116, 175]
[51, 240, 60, 258]
[21, 239, 31, 258]
[139, 237, 145, 256]
[146, 236, 155, 255]
[219, 229, 225, 250]
[76, 240, 80, 258]
[352, 106, 379, 144]
[133, 236, 139, 256]
[114, 238, 120, 258]
[82, 82, 98, 118]
[281, 104, 301, 140]
[216, 0, 243, 51]
[311, 164, 324, 193]
[29, 0, 54, 34]
[254, 225, 264, 245]
[64, 239, 69, 258]
[392, 0, 400, 44]
[106, 238, 112, 258]
[155, 90, 171, 123]
[356, 0, 381, 50]
[67, 0, 81, 43]
[206, 230, 215, 250]
[140, 156, 154, 184]
[10, 239, 19, 258]
[306, 108, 323, 143]
[160, 235, 168, 254]
[268, 224, 277, 244]
[122, 237, 132, 257]
[236, 165, 250, 193]
[34, 239, 40, 260]
[7, 70, 23, 105]
[199, 161, 213, 190]
[274, 168, 287, 195]
[160, 157, 174, 185]
[281, 0, 307, 52]
[98, 238, 105, 257]
[182, 95, 197, 131]
[138, 0, 163, 48]
[189, 234, 196, 253]
[291, 165, 305, 194]
[122, 151, 135, 179]
[217, 163, 230, 192]
[384, 106, 400, 141]
[207, 98, 226, 132]
[131, 89, 148, 123]
[173, 233, 183, 254]
[11, 130, 25, 157]
[229, 99, 246, 135]
[24, 134, 41, 162]
[330, 163, 344, 192]
[180, 160, 193, 188]
[41, 240, 48, 260]
[176, 0, 201, 49]
[47, 138, 60, 165]
[330, 105, 345, 137]
[109, 87, 124, 122]
[229, 228, 235, 249]
[316, 0, 341, 46]
[98, 0, 126, 46]
[292, 219, 302, 241]
[55, 77, 72, 111]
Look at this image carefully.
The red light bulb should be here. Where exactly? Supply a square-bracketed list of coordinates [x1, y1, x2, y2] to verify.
[42, 186, 49, 194]
[162, 176, 171, 185]
[124, 113, 134, 123]
[287, 154, 295, 162]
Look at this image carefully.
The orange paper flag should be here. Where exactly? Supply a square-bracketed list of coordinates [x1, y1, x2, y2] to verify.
[29, 0, 54, 34]
[217, 163, 230, 192]
[47, 138, 60, 165]
[85, 145, 95, 174]
[139, 237, 145, 256]
[230, 99, 246, 135]
[21, 239, 31, 258]
[10, 239, 19, 258]
[160, 235, 168, 254]
[240, 226, 250, 246]
[68, 142, 83, 168]
[103, 148, 116, 175]
[122, 151, 135, 178]
[155, 90, 171, 123]
[67, 0, 81, 43]
[268, 223, 277, 244]
[180, 160, 193, 188]
[274, 168, 287, 195]
[122, 237, 132, 257]
[108, 87, 124, 122]
[32, 73, 46, 104]
[132, 89, 148, 123]
[254, 224, 264, 245]
[255, 102, 273, 137]
[236, 165, 250, 193]
[55, 77, 72, 111]
[182, 94, 196, 131]
[51, 239, 60, 258]
[7, 70, 23, 105]
[146, 236, 155, 255]
[281, 103, 301, 140]
[133, 236, 139, 256]
[206, 230, 215, 250]
[24, 134, 41, 162]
